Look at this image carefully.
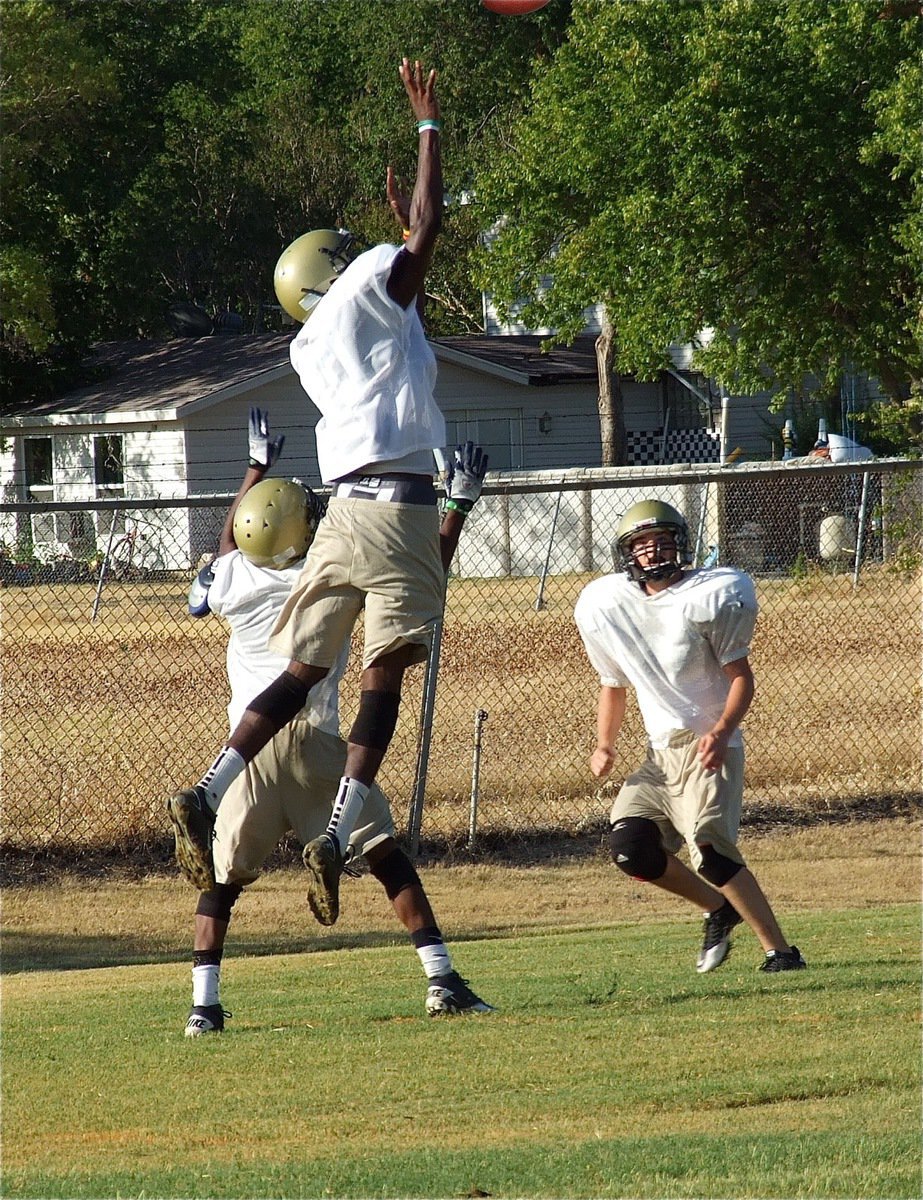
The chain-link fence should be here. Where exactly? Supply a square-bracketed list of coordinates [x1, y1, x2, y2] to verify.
[2, 459, 920, 858]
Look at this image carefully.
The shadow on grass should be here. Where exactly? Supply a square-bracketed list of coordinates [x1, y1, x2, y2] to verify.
[1, 920, 520, 976]
[1, 926, 422, 975]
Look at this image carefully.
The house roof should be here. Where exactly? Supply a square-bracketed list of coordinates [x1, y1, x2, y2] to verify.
[434, 334, 600, 385]
[6, 333, 296, 422]
[1, 331, 601, 426]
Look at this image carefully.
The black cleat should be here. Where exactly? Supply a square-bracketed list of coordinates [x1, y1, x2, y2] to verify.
[167, 785, 216, 891]
[759, 945, 807, 972]
[697, 900, 743, 973]
[184, 1004, 230, 1037]
[303, 833, 343, 926]
[425, 971, 494, 1016]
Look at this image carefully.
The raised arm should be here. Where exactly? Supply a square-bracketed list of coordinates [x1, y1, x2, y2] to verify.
[387, 58, 443, 312]
[217, 407, 285, 555]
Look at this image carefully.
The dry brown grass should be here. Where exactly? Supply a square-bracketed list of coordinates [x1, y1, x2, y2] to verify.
[1, 565, 920, 849]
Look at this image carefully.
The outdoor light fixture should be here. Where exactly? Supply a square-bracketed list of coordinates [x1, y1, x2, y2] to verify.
[538, 411, 553, 435]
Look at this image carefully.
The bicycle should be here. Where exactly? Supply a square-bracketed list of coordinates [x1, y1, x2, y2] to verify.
[102, 520, 166, 582]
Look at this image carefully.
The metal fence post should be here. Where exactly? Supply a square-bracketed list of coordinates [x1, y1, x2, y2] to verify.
[852, 471, 871, 590]
[535, 482, 565, 611]
[91, 508, 121, 622]
[407, 614, 443, 859]
[467, 709, 488, 850]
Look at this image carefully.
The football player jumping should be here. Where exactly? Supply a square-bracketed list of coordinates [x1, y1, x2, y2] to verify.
[168, 58, 452, 932]
[178, 409, 492, 1035]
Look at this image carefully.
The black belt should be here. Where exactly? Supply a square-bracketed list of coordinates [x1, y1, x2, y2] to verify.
[332, 473, 436, 505]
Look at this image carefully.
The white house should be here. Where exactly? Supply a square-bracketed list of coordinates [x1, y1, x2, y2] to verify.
[0, 326, 782, 565]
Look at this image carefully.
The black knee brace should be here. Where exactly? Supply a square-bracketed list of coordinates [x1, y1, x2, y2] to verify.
[349, 689, 401, 751]
[247, 670, 312, 733]
[697, 843, 744, 887]
[195, 882, 243, 922]
[609, 817, 667, 882]
[369, 847, 422, 901]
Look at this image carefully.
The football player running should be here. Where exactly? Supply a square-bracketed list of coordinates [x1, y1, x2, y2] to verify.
[574, 500, 806, 975]
[168, 58, 454, 929]
[179, 409, 492, 1035]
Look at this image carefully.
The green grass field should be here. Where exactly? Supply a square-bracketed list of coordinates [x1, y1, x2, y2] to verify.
[3, 901, 919, 1200]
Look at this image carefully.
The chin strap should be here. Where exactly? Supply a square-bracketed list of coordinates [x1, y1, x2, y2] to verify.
[627, 559, 682, 584]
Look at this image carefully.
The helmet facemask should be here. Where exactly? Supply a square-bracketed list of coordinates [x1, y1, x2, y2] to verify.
[618, 526, 687, 584]
[613, 500, 691, 584]
[297, 230, 359, 317]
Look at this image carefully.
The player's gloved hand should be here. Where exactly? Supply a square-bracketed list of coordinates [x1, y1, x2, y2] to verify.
[445, 442, 488, 514]
[248, 406, 285, 470]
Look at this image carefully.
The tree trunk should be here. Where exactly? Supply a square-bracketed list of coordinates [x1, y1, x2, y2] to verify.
[595, 310, 627, 466]
[874, 357, 913, 404]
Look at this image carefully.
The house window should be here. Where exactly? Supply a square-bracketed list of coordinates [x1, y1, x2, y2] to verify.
[93, 434, 125, 536]
[24, 437, 53, 494]
[663, 372, 714, 430]
[445, 410, 523, 471]
[94, 435, 124, 492]
[24, 437, 55, 543]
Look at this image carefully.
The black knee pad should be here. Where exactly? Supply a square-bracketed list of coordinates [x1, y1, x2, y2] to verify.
[697, 843, 744, 887]
[609, 817, 667, 882]
[196, 883, 243, 922]
[247, 669, 312, 733]
[369, 847, 422, 901]
[349, 689, 401, 751]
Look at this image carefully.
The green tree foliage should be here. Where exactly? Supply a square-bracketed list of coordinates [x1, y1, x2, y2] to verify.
[1, 0, 570, 409]
[475, 0, 922, 407]
[235, 0, 571, 336]
[1, 0, 119, 400]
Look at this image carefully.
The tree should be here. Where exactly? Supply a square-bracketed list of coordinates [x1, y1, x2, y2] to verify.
[2, 0, 573, 407]
[0, 0, 119, 405]
[475, 0, 922, 455]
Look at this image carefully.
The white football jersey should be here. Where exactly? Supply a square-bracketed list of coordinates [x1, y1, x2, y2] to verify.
[207, 550, 343, 735]
[574, 567, 758, 749]
[289, 243, 445, 484]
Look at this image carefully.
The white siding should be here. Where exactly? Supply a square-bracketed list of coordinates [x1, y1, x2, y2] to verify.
[183, 374, 320, 494]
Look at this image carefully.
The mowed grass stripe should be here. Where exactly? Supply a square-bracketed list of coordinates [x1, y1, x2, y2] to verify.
[5, 1132, 920, 1200]
[2, 905, 919, 1199]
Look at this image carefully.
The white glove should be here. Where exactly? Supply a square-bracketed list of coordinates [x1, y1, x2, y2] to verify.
[248, 406, 285, 469]
[445, 442, 488, 513]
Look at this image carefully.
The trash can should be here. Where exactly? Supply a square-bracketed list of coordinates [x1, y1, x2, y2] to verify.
[819, 514, 856, 562]
[728, 522, 765, 572]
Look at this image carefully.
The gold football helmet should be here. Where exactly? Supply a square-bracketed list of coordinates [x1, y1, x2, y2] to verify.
[273, 229, 360, 322]
[613, 499, 691, 582]
[232, 479, 325, 568]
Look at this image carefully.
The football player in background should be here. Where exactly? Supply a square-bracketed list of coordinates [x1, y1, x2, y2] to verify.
[168, 58, 452, 931]
[178, 409, 492, 1035]
[574, 500, 806, 974]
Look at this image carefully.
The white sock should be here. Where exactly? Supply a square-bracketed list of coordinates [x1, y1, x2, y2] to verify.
[325, 777, 369, 851]
[192, 963, 220, 1007]
[197, 746, 245, 812]
[417, 942, 452, 980]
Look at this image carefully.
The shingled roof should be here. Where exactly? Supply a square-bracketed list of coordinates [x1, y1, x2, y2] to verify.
[3, 331, 601, 422]
[434, 334, 599, 385]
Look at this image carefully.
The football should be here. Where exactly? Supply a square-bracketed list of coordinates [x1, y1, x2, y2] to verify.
[482, 0, 551, 14]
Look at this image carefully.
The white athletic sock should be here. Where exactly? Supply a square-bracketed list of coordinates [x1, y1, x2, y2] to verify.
[417, 942, 453, 980]
[192, 963, 220, 1007]
[325, 777, 369, 851]
[197, 746, 245, 812]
